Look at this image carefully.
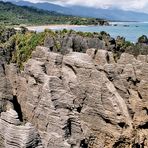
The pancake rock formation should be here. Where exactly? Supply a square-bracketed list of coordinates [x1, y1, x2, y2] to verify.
[0, 46, 148, 148]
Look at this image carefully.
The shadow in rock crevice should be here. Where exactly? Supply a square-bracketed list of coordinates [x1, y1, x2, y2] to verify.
[11, 95, 23, 122]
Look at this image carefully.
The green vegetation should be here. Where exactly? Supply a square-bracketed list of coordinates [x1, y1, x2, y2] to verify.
[138, 35, 148, 44]
[0, 25, 16, 43]
[0, 1, 108, 26]
[1, 26, 148, 70]
[1, 27, 62, 69]
[70, 18, 108, 26]
[3, 30, 48, 69]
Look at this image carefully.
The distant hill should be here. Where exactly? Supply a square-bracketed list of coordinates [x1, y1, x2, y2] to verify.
[0, 1, 65, 26]
[12, 1, 71, 14]
[0, 1, 108, 26]
[12, 0, 148, 21]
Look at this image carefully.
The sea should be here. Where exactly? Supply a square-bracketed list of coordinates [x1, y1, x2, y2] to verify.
[35, 22, 148, 43]
[72, 22, 148, 43]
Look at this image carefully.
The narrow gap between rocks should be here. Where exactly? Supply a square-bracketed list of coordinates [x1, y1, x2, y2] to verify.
[65, 63, 77, 75]
[138, 91, 143, 99]
[132, 143, 141, 148]
[138, 122, 148, 129]
[93, 49, 98, 59]
[63, 118, 72, 138]
[106, 53, 110, 63]
[113, 140, 128, 148]
[80, 139, 88, 148]
[11, 95, 23, 122]
[118, 122, 126, 128]
[1, 63, 6, 75]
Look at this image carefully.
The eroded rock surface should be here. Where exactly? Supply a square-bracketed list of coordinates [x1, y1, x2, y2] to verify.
[0, 46, 148, 147]
[0, 109, 42, 148]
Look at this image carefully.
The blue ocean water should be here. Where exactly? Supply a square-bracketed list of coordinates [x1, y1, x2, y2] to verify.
[66, 22, 148, 43]
[36, 22, 148, 42]
[73, 22, 148, 43]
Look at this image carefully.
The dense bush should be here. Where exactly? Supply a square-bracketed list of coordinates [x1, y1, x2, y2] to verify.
[138, 35, 148, 44]
[0, 26, 16, 43]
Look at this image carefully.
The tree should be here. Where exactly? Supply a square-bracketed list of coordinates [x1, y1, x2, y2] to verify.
[138, 35, 148, 44]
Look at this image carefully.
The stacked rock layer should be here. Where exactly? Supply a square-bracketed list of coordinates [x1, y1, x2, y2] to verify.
[0, 46, 148, 147]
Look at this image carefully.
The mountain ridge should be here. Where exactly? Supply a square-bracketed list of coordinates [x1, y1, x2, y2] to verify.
[10, 0, 148, 21]
[0, 1, 108, 26]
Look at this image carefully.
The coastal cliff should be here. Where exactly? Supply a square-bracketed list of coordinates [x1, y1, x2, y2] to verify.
[0, 28, 148, 148]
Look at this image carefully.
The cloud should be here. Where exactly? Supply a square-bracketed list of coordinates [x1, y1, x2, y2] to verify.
[7, 0, 148, 13]
[57, 0, 148, 12]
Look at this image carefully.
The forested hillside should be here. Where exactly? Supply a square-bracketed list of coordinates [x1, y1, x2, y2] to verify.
[0, 1, 108, 26]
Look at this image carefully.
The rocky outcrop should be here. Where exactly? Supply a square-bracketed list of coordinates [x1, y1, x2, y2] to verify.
[0, 109, 42, 148]
[0, 45, 42, 147]
[0, 46, 148, 147]
[44, 34, 105, 54]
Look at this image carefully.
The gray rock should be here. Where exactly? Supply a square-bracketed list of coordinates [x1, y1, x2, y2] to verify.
[0, 46, 148, 147]
[44, 36, 55, 51]
[0, 109, 42, 148]
[15, 47, 148, 147]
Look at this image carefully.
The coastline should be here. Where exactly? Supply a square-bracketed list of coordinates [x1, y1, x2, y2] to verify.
[14, 22, 147, 43]
[25, 24, 87, 31]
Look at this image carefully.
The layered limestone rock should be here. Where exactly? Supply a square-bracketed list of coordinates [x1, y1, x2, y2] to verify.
[0, 48, 43, 147]
[0, 46, 148, 147]
[0, 109, 42, 148]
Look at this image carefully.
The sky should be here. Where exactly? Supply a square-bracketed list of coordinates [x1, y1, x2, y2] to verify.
[6, 0, 148, 13]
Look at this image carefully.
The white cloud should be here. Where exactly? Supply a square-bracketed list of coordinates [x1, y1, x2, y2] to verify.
[9, 0, 148, 13]
[59, 0, 148, 12]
